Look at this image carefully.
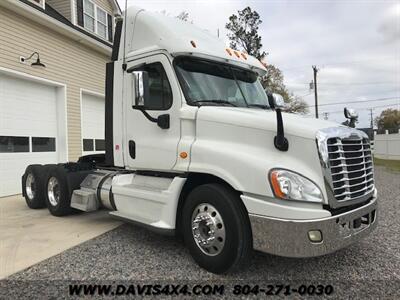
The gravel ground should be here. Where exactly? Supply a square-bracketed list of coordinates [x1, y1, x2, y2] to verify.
[1, 166, 399, 299]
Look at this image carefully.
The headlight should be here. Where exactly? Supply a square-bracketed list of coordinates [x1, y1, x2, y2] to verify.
[269, 169, 323, 203]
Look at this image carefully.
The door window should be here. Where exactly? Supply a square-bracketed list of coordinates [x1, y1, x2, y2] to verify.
[83, 139, 94, 151]
[0, 136, 29, 153]
[82, 139, 105, 152]
[32, 137, 56, 152]
[0, 136, 56, 153]
[134, 63, 173, 110]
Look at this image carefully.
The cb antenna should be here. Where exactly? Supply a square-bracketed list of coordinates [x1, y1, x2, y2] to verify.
[122, 0, 128, 70]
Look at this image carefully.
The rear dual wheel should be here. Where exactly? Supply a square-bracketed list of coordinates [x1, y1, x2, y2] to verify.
[44, 166, 77, 216]
[22, 165, 46, 209]
[23, 164, 58, 209]
[182, 183, 252, 274]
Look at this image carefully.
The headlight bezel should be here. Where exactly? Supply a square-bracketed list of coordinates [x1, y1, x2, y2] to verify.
[268, 168, 324, 203]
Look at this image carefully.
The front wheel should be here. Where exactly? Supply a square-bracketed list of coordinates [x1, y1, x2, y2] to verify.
[182, 183, 252, 274]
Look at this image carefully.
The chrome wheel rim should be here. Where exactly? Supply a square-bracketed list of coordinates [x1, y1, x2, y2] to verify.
[47, 177, 60, 206]
[26, 173, 36, 200]
[191, 203, 225, 256]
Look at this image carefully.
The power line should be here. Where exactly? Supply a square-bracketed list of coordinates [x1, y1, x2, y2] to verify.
[293, 88, 400, 98]
[280, 57, 397, 71]
[287, 81, 398, 86]
[318, 82, 398, 86]
[307, 96, 399, 107]
[298, 92, 312, 97]
[321, 103, 399, 114]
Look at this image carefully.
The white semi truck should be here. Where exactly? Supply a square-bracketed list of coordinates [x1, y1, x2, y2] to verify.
[22, 7, 377, 274]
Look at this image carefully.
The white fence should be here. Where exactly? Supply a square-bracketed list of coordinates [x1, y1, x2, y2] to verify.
[374, 130, 400, 160]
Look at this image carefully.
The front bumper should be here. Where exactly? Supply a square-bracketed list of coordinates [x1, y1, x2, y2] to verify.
[249, 196, 377, 257]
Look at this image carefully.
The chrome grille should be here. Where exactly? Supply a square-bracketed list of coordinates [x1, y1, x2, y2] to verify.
[316, 127, 375, 208]
[327, 137, 374, 202]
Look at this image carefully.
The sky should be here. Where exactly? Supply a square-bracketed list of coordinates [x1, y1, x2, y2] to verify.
[117, 0, 400, 128]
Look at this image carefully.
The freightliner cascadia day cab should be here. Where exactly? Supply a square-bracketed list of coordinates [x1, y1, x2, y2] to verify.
[22, 7, 378, 274]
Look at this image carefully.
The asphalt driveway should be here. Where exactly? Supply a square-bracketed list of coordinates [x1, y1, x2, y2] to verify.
[1, 166, 399, 299]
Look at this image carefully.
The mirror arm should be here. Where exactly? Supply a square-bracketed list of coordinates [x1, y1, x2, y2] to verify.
[135, 108, 170, 130]
[274, 108, 289, 151]
[137, 108, 158, 123]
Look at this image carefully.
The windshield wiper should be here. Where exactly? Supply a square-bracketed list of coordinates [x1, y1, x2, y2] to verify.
[194, 100, 237, 107]
[247, 104, 270, 109]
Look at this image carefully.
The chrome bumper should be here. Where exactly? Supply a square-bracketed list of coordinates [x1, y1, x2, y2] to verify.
[249, 197, 377, 257]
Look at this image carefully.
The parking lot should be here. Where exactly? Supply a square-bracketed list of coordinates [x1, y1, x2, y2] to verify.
[1, 166, 399, 298]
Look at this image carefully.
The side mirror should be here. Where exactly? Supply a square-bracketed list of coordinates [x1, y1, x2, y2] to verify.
[344, 107, 358, 119]
[132, 71, 149, 107]
[131, 71, 170, 130]
[267, 93, 285, 109]
[157, 114, 170, 129]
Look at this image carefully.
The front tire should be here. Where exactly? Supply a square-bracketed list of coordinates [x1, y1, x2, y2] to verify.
[182, 183, 252, 274]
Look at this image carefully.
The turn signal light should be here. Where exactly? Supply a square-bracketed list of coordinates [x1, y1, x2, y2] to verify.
[225, 48, 233, 56]
[270, 170, 287, 199]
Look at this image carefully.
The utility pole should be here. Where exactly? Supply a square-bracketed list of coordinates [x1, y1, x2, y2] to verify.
[369, 108, 373, 129]
[312, 66, 319, 118]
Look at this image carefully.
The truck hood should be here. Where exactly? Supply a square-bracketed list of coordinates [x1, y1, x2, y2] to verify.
[196, 106, 342, 139]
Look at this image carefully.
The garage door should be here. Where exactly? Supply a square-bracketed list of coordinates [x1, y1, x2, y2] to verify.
[0, 74, 59, 197]
[81, 92, 105, 155]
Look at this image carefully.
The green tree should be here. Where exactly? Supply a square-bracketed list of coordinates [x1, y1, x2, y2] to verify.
[176, 11, 189, 22]
[225, 7, 267, 60]
[160, 10, 191, 22]
[260, 64, 289, 99]
[225, 7, 308, 114]
[285, 95, 309, 114]
[375, 108, 400, 132]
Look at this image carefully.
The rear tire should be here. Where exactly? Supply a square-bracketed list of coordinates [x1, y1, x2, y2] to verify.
[44, 166, 77, 216]
[22, 165, 46, 209]
[182, 183, 252, 274]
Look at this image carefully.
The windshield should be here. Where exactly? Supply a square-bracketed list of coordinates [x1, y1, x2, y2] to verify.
[175, 57, 270, 108]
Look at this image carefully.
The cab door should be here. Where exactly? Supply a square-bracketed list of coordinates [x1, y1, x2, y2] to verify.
[123, 54, 181, 171]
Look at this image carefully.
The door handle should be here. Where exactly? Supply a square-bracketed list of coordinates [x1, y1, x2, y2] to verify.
[129, 140, 136, 159]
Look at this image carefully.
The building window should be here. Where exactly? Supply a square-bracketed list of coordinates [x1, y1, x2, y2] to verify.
[83, 0, 108, 40]
[95, 139, 105, 151]
[83, 0, 95, 32]
[83, 139, 105, 152]
[83, 139, 94, 151]
[0, 136, 30, 153]
[32, 137, 56, 152]
[96, 7, 107, 39]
